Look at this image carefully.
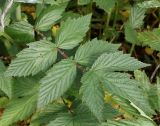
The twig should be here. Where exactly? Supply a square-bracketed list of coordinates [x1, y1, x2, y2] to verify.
[150, 64, 160, 82]
[57, 48, 68, 59]
[0, 0, 14, 28]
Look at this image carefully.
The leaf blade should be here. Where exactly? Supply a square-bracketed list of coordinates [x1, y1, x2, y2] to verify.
[56, 14, 92, 49]
[38, 59, 77, 107]
[5, 40, 57, 77]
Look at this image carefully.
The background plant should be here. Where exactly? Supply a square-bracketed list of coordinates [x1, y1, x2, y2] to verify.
[0, 0, 160, 126]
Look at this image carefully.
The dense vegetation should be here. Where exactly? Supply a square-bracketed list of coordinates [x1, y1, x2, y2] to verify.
[0, 0, 160, 125]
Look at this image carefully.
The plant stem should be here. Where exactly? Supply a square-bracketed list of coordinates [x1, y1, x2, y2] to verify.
[102, 13, 111, 40]
[113, 3, 118, 28]
[130, 44, 135, 55]
[16, 4, 21, 21]
[150, 64, 160, 82]
[57, 48, 68, 59]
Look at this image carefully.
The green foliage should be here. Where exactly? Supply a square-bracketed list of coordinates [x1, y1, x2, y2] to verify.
[75, 38, 120, 66]
[138, 0, 160, 8]
[102, 118, 156, 126]
[80, 70, 104, 121]
[55, 14, 92, 49]
[0, 95, 37, 126]
[138, 28, 160, 51]
[35, 4, 66, 31]
[93, 0, 117, 14]
[1, 0, 160, 126]
[5, 40, 57, 77]
[125, 5, 146, 44]
[0, 60, 12, 98]
[91, 51, 149, 71]
[4, 21, 35, 43]
[38, 59, 77, 107]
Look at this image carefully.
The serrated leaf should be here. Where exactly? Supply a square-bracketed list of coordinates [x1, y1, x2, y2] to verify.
[80, 70, 104, 121]
[125, 6, 145, 44]
[101, 118, 156, 126]
[128, 6, 146, 29]
[91, 51, 149, 71]
[78, 0, 91, 5]
[138, 28, 160, 51]
[5, 40, 57, 77]
[56, 14, 92, 49]
[103, 72, 154, 116]
[38, 59, 77, 107]
[93, 0, 117, 13]
[35, 4, 66, 31]
[75, 38, 120, 66]
[138, 0, 160, 8]
[0, 60, 12, 98]
[4, 21, 34, 43]
[0, 95, 37, 126]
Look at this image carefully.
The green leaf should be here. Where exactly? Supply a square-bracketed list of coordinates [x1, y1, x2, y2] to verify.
[35, 4, 66, 31]
[5, 40, 57, 77]
[101, 118, 156, 126]
[31, 103, 66, 125]
[134, 70, 151, 91]
[128, 6, 146, 29]
[80, 70, 104, 121]
[48, 104, 98, 126]
[0, 60, 12, 98]
[56, 14, 92, 49]
[138, 28, 160, 51]
[4, 21, 34, 43]
[12, 76, 40, 98]
[125, 24, 138, 44]
[91, 51, 149, 72]
[38, 59, 77, 107]
[0, 95, 37, 126]
[148, 78, 160, 111]
[125, 5, 145, 44]
[93, 0, 117, 13]
[103, 72, 154, 116]
[78, 0, 91, 5]
[134, 70, 160, 112]
[75, 38, 120, 66]
[138, 0, 160, 8]
[0, 60, 5, 72]
[111, 95, 140, 116]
